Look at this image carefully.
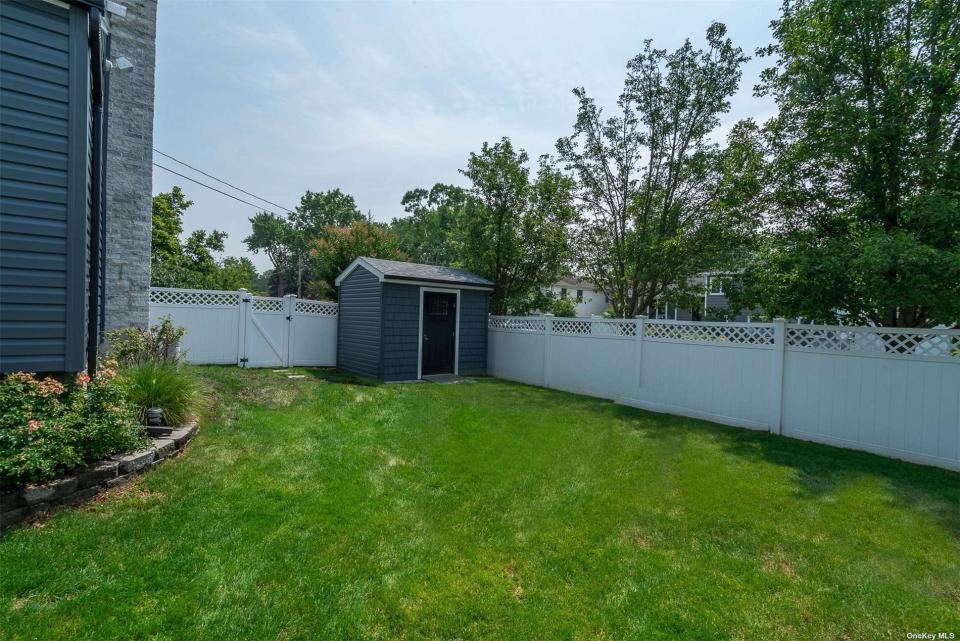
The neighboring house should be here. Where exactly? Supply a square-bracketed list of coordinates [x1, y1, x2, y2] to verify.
[0, 0, 156, 374]
[548, 272, 752, 321]
[335, 257, 494, 381]
[653, 272, 753, 322]
[548, 277, 609, 317]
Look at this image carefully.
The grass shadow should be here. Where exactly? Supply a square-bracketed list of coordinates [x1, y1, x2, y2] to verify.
[300, 367, 383, 387]
[603, 399, 960, 536]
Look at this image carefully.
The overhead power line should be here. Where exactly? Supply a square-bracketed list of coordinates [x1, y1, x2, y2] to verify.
[153, 162, 284, 216]
[153, 148, 295, 214]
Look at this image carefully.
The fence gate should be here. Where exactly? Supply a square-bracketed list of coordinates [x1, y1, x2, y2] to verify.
[240, 294, 291, 368]
[149, 288, 338, 368]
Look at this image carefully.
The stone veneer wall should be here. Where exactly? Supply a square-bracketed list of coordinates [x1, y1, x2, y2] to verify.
[104, 0, 157, 330]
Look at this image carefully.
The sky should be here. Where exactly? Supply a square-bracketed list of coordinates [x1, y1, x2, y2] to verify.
[152, 0, 781, 271]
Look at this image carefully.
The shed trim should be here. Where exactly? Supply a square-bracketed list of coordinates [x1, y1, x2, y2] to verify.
[384, 278, 493, 291]
[335, 257, 384, 286]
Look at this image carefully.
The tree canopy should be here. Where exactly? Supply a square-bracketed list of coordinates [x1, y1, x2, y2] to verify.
[224, 2, 958, 327]
[309, 218, 406, 300]
[459, 139, 576, 315]
[391, 184, 473, 266]
[728, 0, 960, 327]
[557, 22, 757, 317]
[150, 186, 260, 292]
[245, 189, 399, 299]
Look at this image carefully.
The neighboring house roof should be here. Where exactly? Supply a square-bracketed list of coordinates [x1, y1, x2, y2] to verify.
[553, 277, 597, 290]
[335, 257, 495, 289]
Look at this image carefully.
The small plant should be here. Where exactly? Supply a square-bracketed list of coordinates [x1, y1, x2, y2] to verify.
[119, 362, 201, 426]
[106, 316, 186, 367]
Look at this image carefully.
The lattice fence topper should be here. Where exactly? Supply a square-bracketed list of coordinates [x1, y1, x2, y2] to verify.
[150, 288, 240, 307]
[644, 321, 775, 345]
[787, 326, 960, 360]
[295, 299, 338, 316]
[552, 318, 637, 337]
[488, 316, 547, 332]
[251, 297, 285, 312]
[551, 319, 592, 335]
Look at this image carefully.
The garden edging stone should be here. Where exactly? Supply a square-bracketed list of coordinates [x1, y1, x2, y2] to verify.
[0, 419, 199, 531]
[116, 448, 156, 474]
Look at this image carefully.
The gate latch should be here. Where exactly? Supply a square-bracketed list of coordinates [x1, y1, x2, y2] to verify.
[286, 315, 292, 321]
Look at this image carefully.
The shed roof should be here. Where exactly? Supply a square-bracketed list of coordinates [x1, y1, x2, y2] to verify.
[335, 257, 495, 289]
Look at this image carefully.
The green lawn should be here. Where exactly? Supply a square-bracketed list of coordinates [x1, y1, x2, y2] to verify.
[1, 367, 958, 640]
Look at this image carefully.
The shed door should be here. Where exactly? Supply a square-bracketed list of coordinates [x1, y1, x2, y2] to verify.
[421, 292, 456, 375]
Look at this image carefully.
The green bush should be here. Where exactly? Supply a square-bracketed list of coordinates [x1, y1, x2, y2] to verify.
[118, 362, 201, 426]
[0, 369, 146, 489]
[552, 296, 577, 317]
[106, 316, 186, 368]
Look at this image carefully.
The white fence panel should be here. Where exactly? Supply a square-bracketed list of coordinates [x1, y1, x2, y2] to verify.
[487, 315, 960, 470]
[633, 321, 776, 430]
[781, 325, 960, 469]
[149, 288, 338, 368]
[290, 299, 338, 367]
[148, 288, 241, 365]
[487, 317, 547, 386]
[549, 319, 636, 399]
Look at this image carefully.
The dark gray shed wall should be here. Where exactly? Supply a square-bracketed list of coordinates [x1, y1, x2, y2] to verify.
[379, 284, 489, 380]
[380, 283, 419, 382]
[458, 290, 488, 375]
[0, 0, 90, 373]
[336, 265, 381, 378]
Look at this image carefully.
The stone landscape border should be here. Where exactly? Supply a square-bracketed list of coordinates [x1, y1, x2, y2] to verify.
[0, 421, 199, 530]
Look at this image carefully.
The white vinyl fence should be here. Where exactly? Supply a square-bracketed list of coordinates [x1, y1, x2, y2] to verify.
[489, 316, 960, 471]
[149, 288, 337, 368]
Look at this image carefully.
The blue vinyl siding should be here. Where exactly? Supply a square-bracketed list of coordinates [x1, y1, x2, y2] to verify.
[381, 283, 419, 381]
[458, 290, 488, 375]
[336, 265, 382, 378]
[0, 0, 88, 373]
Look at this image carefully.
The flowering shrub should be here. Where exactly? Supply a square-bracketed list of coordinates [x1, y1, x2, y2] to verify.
[0, 365, 147, 489]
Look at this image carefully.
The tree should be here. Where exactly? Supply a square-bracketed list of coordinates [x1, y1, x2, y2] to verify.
[151, 187, 259, 291]
[557, 22, 754, 317]
[151, 186, 190, 265]
[244, 189, 371, 296]
[292, 189, 365, 233]
[730, 0, 960, 327]
[244, 212, 297, 296]
[460, 138, 577, 315]
[214, 256, 260, 292]
[390, 184, 472, 265]
[290, 189, 365, 296]
[308, 218, 406, 300]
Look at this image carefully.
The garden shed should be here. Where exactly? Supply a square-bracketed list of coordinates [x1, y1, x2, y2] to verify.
[334, 257, 494, 381]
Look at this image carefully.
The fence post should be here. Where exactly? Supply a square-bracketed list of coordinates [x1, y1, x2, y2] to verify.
[284, 294, 297, 367]
[542, 313, 554, 388]
[771, 317, 786, 434]
[237, 289, 250, 367]
[632, 315, 646, 398]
